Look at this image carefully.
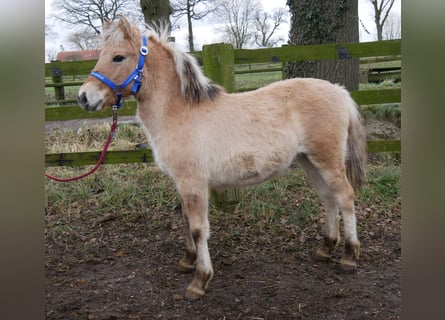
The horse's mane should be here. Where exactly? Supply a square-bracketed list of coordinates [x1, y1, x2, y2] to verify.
[101, 17, 221, 105]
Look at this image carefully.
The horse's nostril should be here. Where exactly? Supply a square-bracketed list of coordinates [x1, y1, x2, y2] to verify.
[78, 92, 88, 105]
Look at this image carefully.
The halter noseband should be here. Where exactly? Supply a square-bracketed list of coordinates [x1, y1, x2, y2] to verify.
[90, 35, 148, 109]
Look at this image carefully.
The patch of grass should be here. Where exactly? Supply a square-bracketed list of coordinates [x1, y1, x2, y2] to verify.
[362, 103, 401, 127]
[235, 71, 283, 91]
[46, 164, 177, 214]
[359, 165, 400, 211]
[45, 123, 146, 153]
[360, 59, 401, 69]
[359, 79, 401, 91]
[208, 169, 321, 237]
[45, 85, 81, 103]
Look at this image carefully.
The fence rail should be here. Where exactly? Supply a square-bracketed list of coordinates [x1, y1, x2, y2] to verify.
[45, 139, 400, 168]
[44, 88, 400, 122]
[234, 40, 400, 64]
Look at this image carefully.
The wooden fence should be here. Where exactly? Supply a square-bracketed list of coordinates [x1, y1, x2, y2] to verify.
[45, 39, 401, 168]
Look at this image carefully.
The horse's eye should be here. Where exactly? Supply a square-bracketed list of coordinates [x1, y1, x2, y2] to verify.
[112, 55, 125, 63]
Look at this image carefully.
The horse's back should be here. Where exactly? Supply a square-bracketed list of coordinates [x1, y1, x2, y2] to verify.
[254, 77, 353, 142]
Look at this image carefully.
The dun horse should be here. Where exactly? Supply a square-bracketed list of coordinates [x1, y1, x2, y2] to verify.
[78, 16, 367, 299]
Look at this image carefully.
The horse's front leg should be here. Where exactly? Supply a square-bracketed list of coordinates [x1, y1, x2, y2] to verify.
[178, 193, 197, 273]
[179, 190, 213, 299]
[178, 225, 197, 272]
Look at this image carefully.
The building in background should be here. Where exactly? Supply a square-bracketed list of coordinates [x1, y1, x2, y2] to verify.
[55, 49, 100, 62]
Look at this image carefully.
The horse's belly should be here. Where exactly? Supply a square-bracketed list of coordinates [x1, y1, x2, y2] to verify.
[209, 150, 296, 188]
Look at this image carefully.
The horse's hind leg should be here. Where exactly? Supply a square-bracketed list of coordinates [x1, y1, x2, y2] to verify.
[299, 154, 360, 271]
[333, 180, 360, 272]
[178, 185, 214, 299]
[297, 155, 341, 259]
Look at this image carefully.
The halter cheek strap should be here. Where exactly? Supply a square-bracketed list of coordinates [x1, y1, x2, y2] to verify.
[90, 35, 148, 109]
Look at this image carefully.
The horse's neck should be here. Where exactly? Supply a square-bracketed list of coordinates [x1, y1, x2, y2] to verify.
[136, 94, 165, 138]
[136, 79, 182, 142]
[136, 52, 192, 141]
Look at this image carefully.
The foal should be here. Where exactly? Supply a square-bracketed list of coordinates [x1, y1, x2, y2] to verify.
[77, 16, 367, 299]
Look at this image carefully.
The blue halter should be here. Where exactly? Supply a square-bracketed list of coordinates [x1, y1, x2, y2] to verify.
[90, 35, 148, 109]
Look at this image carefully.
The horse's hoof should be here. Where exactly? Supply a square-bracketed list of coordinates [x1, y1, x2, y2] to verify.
[185, 284, 205, 300]
[315, 246, 331, 261]
[339, 257, 357, 272]
[178, 257, 195, 273]
[340, 240, 360, 272]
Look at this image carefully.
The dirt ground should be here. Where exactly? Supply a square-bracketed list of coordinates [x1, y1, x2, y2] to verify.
[45, 202, 400, 319]
[45, 119, 401, 319]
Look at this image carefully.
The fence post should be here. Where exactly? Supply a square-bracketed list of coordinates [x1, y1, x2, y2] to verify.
[202, 43, 235, 93]
[50, 64, 65, 103]
[201, 43, 240, 210]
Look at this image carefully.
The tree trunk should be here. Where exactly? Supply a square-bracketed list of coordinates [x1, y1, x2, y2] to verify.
[375, 18, 383, 41]
[140, 0, 172, 31]
[285, 0, 359, 91]
[187, 1, 194, 51]
[377, 25, 383, 41]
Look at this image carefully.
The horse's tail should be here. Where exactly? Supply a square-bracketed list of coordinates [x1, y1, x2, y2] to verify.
[345, 97, 367, 191]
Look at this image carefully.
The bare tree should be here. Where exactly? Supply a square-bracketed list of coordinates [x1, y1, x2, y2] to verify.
[369, 0, 395, 41]
[51, 0, 143, 35]
[254, 7, 288, 47]
[45, 24, 58, 61]
[382, 13, 401, 40]
[47, 50, 57, 62]
[68, 28, 101, 51]
[45, 24, 56, 38]
[171, 0, 216, 51]
[216, 0, 261, 49]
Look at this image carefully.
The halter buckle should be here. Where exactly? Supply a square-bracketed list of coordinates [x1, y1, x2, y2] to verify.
[140, 46, 148, 56]
[115, 85, 123, 94]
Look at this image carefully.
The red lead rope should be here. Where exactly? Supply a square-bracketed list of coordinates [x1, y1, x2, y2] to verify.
[45, 113, 118, 182]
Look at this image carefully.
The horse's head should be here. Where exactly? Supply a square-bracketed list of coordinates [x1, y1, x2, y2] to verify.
[78, 16, 146, 112]
[78, 15, 221, 113]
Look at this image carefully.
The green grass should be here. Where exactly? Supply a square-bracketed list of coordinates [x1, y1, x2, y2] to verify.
[235, 64, 401, 93]
[45, 86, 80, 101]
[359, 59, 401, 69]
[46, 163, 177, 211]
[45, 75, 87, 103]
[362, 103, 401, 128]
[358, 164, 401, 216]
[359, 79, 401, 91]
[360, 165, 400, 200]
[45, 122, 146, 154]
[235, 71, 283, 91]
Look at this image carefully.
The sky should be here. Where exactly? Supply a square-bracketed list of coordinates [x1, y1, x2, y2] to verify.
[45, 0, 401, 61]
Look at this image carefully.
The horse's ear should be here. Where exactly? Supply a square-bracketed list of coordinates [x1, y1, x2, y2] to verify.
[117, 15, 133, 39]
[102, 17, 112, 30]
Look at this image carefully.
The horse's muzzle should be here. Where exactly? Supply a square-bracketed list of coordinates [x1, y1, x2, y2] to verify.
[78, 91, 88, 106]
[77, 91, 103, 112]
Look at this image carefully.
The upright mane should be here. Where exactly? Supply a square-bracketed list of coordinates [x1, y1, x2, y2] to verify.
[167, 42, 222, 104]
[101, 17, 221, 105]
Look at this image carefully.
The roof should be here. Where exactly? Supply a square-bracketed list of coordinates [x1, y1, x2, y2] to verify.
[55, 49, 101, 62]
